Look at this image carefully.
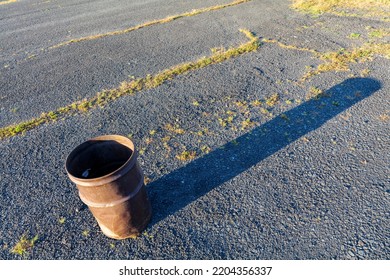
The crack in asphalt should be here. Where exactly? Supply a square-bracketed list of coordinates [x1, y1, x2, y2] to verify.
[48, 0, 252, 49]
[0, 29, 260, 140]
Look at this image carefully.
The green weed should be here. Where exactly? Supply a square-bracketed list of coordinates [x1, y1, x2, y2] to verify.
[301, 43, 390, 81]
[349, 33, 361, 39]
[0, 29, 259, 140]
[291, 0, 390, 20]
[265, 93, 280, 107]
[10, 234, 38, 257]
[176, 150, 197, 161]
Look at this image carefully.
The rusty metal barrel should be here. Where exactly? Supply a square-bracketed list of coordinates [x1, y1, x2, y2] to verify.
[65, 135, 152, 239]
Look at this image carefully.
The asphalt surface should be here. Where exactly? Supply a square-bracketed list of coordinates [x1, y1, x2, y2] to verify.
[0, 0, 389, 259]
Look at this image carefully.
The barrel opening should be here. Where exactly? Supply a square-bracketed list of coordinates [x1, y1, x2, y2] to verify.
[67, 140, 133, 179]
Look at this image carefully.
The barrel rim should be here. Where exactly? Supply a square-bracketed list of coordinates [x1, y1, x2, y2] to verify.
[65, 135, 138, 187]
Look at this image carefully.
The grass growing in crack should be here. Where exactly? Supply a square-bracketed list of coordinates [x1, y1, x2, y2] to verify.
[218, 112, 236, 128]
[291, 0, 390, 20]
[211, 47, 226, 54]
[137, 91, 296, 164]
[349, 33, 361, 39]
[306, 86, 329, 100]
[265, 93, 280, 107]
[260, 107, 272, 117]
[301, 43, 390, 81]
[368, 28, 390, 39]
[201, 145, 211, 154]
[0, 29, 259, 140]
[251, 100, 262, 107]
[192, 100, 200, 106]
[241, 118, 256, 130]
[0, 0, 17, 5]
[164, 123, 185, 135]
[261, 38, 318, 54]
[262, 37, 389, 82]
[176, 150, 197, 161]
[144, 176, 152, 185]
[10, 234, 38, 257]
[360, 68, 370, 77]
[50, 0, 252, 49]
[280, 114, 290, 121]
[378, 114, 389, 122]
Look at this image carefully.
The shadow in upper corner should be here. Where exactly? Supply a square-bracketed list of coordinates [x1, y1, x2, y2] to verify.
[147, 78, 381, 225]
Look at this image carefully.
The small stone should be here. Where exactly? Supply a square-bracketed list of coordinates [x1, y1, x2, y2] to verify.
[357, 250, 365, 256]
[348, 250, 355, 257]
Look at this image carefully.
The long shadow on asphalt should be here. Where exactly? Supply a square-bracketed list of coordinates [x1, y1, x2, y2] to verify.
[147, 77, 381, 225]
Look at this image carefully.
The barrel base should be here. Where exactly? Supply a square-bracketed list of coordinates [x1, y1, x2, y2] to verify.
[88, 184, 152, 239]
[97, 217, 150, 240]
[97, 209, 152, 240]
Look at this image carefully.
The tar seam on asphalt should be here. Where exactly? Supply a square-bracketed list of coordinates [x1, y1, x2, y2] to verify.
[0, 29, 259, 140]
[49, 0, 252, 49]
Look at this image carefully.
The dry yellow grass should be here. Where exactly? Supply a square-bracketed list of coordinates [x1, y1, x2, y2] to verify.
[302, 42, 390, 80]
[176, 150, 197, 161]
[368, 28, 390, 39]
[10, 234, 38, 257]
[261, 38, 318, 54]
[378, 113, 389, 122]
[0, 29, 259, 140]
[50, 0, 251, 49]
[291, 0, 390, 19]
[0, 0, 17, 5]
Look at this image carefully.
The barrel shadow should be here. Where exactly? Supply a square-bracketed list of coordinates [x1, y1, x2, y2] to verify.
[147, 78, 381, 225]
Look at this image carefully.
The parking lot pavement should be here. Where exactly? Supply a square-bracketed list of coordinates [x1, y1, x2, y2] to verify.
[0, 0, 389, 259]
